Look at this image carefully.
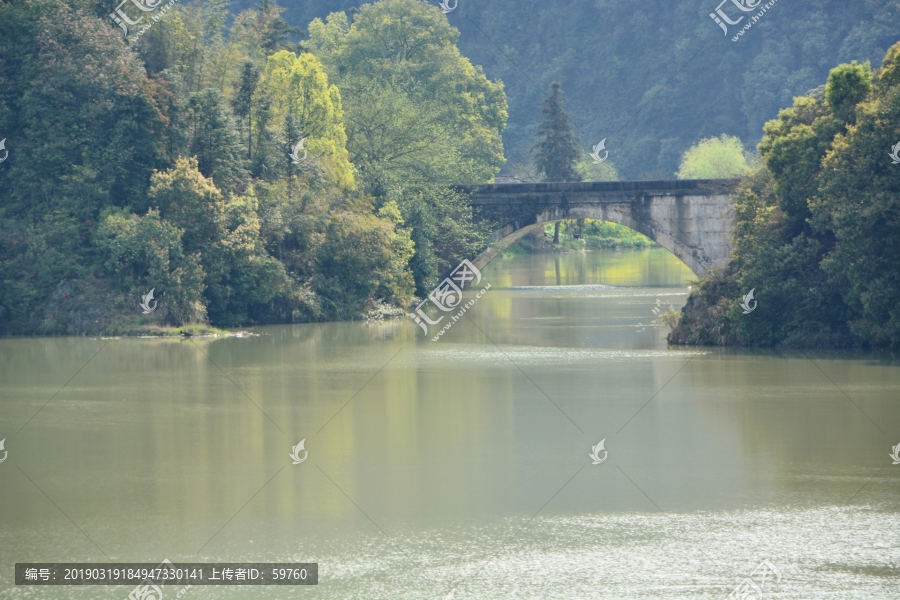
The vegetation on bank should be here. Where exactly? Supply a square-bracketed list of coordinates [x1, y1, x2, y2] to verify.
[670, 46, 900, 349]
[501, 221, 657, 258]
[0, 0, 504, 335]
[3, 0, 897, 350]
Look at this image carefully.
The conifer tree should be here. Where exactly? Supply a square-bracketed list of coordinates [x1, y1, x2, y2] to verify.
[232, 61, 260, 160]
[533, 83, 581, 242]
[533, 82, 581, 183]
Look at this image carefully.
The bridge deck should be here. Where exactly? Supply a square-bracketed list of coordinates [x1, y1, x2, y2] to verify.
[454, 179, 740, 204]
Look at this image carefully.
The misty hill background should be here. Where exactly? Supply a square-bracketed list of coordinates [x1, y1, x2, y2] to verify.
[232, 0, 900, 178]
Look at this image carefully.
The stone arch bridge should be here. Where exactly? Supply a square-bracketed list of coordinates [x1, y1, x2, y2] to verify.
[453, 179, 740, 277]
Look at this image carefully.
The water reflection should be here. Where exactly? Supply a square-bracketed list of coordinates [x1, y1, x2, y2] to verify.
[0, 249, 898, 599]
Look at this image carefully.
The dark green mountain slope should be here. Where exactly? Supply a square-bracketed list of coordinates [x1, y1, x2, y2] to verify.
[244, 0, 900, 179]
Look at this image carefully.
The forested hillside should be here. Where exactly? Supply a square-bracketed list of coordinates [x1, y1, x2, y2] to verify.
[0, 0, 502, 334]
[670, 47, 900, 349]
[239, 0, 900, 178]
[3, 0, 900, 348]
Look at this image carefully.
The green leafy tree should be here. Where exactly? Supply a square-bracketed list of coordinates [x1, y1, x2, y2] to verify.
[186, 89, 249, 195]
[672, 45, 900, 349]
[253, 0, 302, 55]
[1, 0, 169, 219]
[576, 156, 619, 182]
[147, 158, 296, 325]
[142, 0, 233, 93]
[305, 2, 507, 186]
[0, 0, 433, 332]
[95, 208, 207, 326]
[758, 97, 843, 235]
[812, 43, 900, 347]
[204, 190, 296, 325]
[825, 61, 872, 123]
[398, 186, 492, 295]
[676, 135, 755, 179]
[315, 209, 415, 319]
[259, 49, 355, 188]
[303, 1, 506, 292]
[149, 157, 226, 255]
[0, 0, 169, 333]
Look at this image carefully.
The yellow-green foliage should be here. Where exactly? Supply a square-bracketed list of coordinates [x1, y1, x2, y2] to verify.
[261, 50, 355, 189]
[576, 156, 619, 181]
[676, 134, 755, 180]
[305, 0, 508, 185]
[303, 0, 506, 295]
[0, 0, 489, 333]
[149, 157, 225, 254]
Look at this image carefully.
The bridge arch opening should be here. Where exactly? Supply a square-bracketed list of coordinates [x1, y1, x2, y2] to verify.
[471, 216, 701, 278]
[456, 179, 739, 277]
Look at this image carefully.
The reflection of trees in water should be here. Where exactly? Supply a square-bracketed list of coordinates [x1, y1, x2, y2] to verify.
[687, 352, 898, 500]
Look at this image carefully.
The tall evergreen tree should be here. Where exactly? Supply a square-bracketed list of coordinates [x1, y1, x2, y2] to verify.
[256, 0, 303, 54]
[232, 61, 260, 160]
[533, 82, 581, 242]
[533, 83, 581, 183]
[186, 89, 248, 196]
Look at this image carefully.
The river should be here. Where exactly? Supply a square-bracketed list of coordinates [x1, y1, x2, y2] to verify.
[0, 247, 898, 599]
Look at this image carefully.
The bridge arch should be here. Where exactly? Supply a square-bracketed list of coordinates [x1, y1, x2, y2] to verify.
[454, 180, 739, 277]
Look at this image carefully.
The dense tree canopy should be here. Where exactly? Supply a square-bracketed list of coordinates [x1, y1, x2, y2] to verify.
[0, 0, 502, 334]
[302, 0, 506, 294]
[3, 0, 899, 347]
[671, 41, 900, 349]
[233, 0, 900, 179]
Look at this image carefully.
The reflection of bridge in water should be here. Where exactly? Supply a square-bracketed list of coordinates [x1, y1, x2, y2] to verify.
[454, 179, 740, 277]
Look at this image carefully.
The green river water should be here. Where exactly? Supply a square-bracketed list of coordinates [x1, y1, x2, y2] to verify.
[1, 247, 898, 599]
